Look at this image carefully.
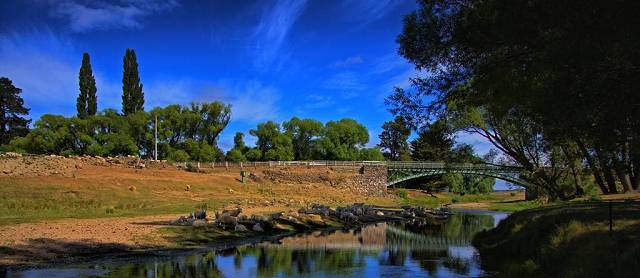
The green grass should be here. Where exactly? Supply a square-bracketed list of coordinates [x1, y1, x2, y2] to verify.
[393, 189, 524, 209]
[488, 200, 543, 212]
[473, 201, 640, 277]
[0, 179, 226, 225]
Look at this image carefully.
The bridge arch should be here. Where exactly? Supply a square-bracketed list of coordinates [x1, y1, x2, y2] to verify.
[386, 162, 531, 188]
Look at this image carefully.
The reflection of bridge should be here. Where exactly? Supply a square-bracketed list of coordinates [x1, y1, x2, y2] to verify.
[386, 162, 530, 187]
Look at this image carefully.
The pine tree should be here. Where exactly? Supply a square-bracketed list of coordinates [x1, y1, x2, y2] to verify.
[0, 77, 30, 145]
[122, 49, 144, 115]
[77, 53, 97, 118]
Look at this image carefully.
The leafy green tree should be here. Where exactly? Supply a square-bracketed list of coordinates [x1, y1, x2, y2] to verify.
[249, 121, 294, 160]
[442, 173, 464, 194]
[410, 120, 453, 161]
[76, 53, 97, 118]
[378, 116, 411, 161]
[387, 0, 632, 199]
[359, 147, 385, 161]
[0, 77, 30, 145]
[245, 148, 262, 161]
[250, 121, 280, 155]
[319, 118, 369, 160]
[122, 49, 144, 115]
[263, 133, 294, 161]
[233, 132, 246, 150]
[283, 117, 323, 160]
[226, 148, 247, 162]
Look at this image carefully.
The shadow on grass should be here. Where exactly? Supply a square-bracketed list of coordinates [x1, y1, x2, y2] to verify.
[473, 200, 640, 277]
[0, 238, 138, 270]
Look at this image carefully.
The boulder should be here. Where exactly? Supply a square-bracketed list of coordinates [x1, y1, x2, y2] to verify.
[193, 209, 207, 219]
[252, 223, 264, 232]
[219, 215, 238, 226]
[234, 224, 248, 232]
[222, 207, 242, 217]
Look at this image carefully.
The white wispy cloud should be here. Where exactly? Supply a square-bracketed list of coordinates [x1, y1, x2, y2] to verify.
[331, 56, 364, 68]
[145, 79, 280, 123]
[0, 30, 79, 117]
[343, 0, 401, 25]
[323, 71, 367, 97]
[251, 0, 308, 71]
[0, 30, 125, 118]
[49, 0, 179, 32]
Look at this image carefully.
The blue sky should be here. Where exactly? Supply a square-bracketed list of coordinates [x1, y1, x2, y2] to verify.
[0, 0, 492, 155]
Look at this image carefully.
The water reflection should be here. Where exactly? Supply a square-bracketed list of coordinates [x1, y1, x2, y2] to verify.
[4, 211, 505, 278]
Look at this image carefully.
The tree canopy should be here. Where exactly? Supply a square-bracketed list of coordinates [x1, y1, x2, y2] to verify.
[0, 77, 30, 145]
[122, 49, 144, 115]
[388, 0, 640, 200]
[76, 53, 97, 118]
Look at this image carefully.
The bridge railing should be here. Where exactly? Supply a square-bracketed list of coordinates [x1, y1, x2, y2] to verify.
[173, 160, 522, 171]
[174, 160, 387, 169]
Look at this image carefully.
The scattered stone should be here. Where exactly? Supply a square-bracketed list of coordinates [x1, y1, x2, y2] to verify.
[222, 207, 242, 217]
[128, 185, 137, 192]
[184, 184, 191, 192]
[252, 223, 264, 232]
[219, 215, 238, 226]
[234, 224, 248, 232]
[0, 152, 22, 158]
[193, 209, 207, 219]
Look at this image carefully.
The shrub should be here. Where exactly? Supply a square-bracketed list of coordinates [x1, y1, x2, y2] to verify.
[395, 188, 408, 199]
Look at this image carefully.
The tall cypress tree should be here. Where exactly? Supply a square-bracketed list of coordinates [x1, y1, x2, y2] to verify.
[77, 53, 97, 118]
[0, 77, 30, 145]
[122, 49, 144, 115]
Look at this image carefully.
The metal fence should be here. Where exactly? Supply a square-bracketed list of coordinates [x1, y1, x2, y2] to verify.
[174, 160, 521, 170]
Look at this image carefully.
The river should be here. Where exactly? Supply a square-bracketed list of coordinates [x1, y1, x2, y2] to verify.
[4, 210, 507, 278]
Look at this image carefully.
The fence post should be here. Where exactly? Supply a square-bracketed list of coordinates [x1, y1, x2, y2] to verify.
[197, 162, 200, 169]
[240, 162, 243, 169]
[225, 161, 228, 171]
[609, 200, 613, 237]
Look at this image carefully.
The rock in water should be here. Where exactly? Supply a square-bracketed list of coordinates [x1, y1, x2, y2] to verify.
[235, 224, 248, 232]
[252, 223, 264, 232]
[375, 211, 385, 216]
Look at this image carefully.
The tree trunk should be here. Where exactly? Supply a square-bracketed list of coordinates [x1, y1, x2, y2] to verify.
[612, 154, 632, 192]
[576, 139, 609, 194]
[595, 148, 618, 194]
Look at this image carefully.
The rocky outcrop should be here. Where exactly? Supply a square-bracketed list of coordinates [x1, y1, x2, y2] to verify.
[0, 154, 173, 177]
[336, 166, 388, 196]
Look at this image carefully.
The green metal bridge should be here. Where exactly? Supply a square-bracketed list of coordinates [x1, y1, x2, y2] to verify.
[386, 161, 530, 187]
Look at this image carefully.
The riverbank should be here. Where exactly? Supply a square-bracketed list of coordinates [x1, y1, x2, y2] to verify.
[472, 200, 640, 277]
[0, 203, 447, 270]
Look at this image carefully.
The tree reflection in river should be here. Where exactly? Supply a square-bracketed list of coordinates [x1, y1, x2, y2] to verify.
[6, 211, 504, 277]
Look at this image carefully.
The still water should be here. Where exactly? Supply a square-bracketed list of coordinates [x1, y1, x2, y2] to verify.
[6, 210, 507, 278]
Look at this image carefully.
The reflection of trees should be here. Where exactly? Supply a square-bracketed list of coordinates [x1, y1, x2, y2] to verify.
[379, 248, 408, 266]
[101, 251, 223, 278]
[236, 246, 364, 277]
[93, 213, 493, 277]
[442, 256, 471, 275]
[386, 213, 494, 276]
[394, 213, 495, 243]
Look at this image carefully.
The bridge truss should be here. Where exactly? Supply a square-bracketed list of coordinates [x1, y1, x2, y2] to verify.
[386, 162, 531, 187]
